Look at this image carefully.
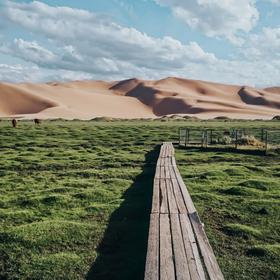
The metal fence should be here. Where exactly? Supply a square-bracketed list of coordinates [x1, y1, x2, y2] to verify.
[178, 128, 280, 153]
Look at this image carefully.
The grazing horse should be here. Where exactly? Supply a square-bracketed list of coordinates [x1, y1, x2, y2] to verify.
[34, 119, 41, 125]
[12, 119, 17, 128]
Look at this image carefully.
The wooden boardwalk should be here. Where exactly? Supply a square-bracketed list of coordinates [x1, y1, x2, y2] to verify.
[145, 142, 224, 280]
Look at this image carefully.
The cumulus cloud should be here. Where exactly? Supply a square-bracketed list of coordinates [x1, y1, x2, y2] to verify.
[0, 63, 95, 83]
[241, 27, 280, 60]
[154, 0, 259, 44]
[0, 1, 279, 87]
[0, 1, 216, 73]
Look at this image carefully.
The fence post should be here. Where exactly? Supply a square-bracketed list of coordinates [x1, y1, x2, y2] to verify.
[265, 130, 268, 154]
[210, 129, 213, 145]
[201, 131, 205, 148]
[178, 128, 181, 146]
[184, 128, 187, 147]
[235, 129, 238, 149]
[261, 128, 264, 142]
[205, 130, 208, 148]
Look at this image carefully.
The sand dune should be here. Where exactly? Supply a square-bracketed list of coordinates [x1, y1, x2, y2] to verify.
[264, 87, 280, 94]
[0, 77, 279, 119]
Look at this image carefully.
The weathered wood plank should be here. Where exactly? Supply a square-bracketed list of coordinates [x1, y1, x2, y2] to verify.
[165, 164, 171, 179]
[170, 214, 191, 280]
[166, 179, 178, 213]
[170, 144, 175, 156]
[155, 165, 161, 179]
[160, 180, 168, 213]
[171, 156, 177, 167]
[145, 214, 160, 280]
[169, 164, 176, 179]
[152, 179, 160, 214]
[171, 178, 187, 214]
[159, 145, 164, 158]
[189, 212, 224, 280]
[162, 144, 167, 158]
[160, 214, 175, 280]
[174, 168, 196, 214]
[160, 166, 165, 179]
[180, 214, 205, 280]
[164, 144, 169, 158]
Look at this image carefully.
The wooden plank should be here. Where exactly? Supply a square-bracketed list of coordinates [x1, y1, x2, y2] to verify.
[174, 169, 196, 214]
[168, 156, 173, 167]
[170, 144, 175, 156]
[160, 166, 165, 179]
[162, 144, 166, 158]
[166, 179, 178, 213]
[189, 212, 224, 280]
[160, 214, 175, 280]
[159, 145, 164, 158]
[160, 179, 168, 213]
[165, 165, 171, 179]
[169, 164, 176, 179]
[145, 214, 160, 280]
[171, 178, 187, 214]
[165, 144, 169, 157]
[170, 214, 190, 280]
[152, 179, 160, 214]
[155, 165, 161, 179]
[171, 156, 177, 167]
[180, 214, 206, 280]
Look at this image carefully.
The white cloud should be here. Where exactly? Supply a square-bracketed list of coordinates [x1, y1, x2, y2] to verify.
[0, 1, 279, 87]
[0, 63, 95, 83]
[0, 1, 217, 76]
[241, 27, 280, 60]
[154, 0, 259, 44]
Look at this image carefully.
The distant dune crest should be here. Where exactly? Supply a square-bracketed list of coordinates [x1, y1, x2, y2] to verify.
[0, 77, 279, 120]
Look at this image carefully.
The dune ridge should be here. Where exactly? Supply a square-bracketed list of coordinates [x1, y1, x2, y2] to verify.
[0, 77, 279, 120]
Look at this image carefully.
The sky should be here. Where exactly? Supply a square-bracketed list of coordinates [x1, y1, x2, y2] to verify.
[0, 0, 279, 86]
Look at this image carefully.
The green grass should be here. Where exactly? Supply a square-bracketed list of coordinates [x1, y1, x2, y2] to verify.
[0, 119, 279, 280]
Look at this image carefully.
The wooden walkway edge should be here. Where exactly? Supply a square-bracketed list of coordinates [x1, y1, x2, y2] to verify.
[144, 142, 224, 280]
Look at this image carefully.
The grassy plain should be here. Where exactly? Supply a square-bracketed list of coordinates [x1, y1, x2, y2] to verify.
[0, 119, 279, 280]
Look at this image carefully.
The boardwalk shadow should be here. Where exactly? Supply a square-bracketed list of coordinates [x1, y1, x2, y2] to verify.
[86, 146, 159, 280]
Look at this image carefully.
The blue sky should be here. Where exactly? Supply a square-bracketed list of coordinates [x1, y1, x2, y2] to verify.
[0, 0, 279, 86]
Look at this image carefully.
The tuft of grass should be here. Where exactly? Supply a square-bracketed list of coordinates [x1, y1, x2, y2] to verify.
[224, 223, 262, 238]
[247, 244, 280, 258]
[239, 179, 268, 191]
[220, 186, 253, 196]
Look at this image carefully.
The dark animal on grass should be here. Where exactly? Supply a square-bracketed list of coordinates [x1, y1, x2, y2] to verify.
[12, 119, 17, 128]
[34, 119, 41, 125]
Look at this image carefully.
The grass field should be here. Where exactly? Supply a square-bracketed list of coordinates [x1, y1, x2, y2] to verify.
[0, 119, 279, 280]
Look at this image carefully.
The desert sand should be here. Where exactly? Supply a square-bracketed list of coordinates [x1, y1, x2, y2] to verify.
[0, 77, 279, 120]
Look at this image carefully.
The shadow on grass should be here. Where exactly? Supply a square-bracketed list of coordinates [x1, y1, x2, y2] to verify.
[176, 144, 266, 156]
[86, 146, 159, 280]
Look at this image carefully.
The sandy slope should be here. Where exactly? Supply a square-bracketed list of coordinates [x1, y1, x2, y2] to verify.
[0, 77, 279, 119]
